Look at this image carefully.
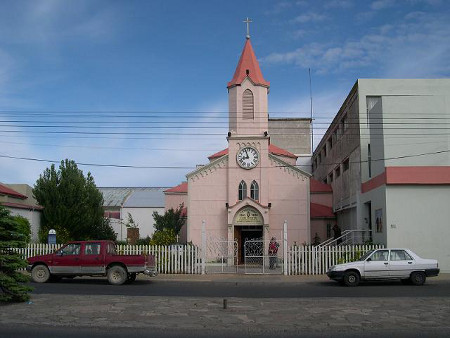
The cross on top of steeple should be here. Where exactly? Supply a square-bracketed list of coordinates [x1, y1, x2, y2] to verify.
[243, 17, 252, 39]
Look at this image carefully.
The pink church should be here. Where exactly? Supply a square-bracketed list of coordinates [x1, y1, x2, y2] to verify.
[166, 35, 321, 257]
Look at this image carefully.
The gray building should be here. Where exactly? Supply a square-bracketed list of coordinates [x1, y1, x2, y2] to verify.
[100, 187, 169, 241]
[312, 79, 450, 271]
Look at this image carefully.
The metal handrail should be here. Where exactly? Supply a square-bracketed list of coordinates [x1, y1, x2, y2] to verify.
[318, 229, 371, 247]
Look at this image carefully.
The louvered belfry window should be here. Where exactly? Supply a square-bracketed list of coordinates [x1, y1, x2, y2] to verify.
[242, 89, 254, 120]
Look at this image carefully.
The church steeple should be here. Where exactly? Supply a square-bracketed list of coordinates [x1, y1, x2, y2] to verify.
[227, 38, 270, 89]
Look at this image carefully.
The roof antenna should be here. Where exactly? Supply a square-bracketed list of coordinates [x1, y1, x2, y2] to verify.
[309, 68, 314, 154]
[243, 17, 252, 39]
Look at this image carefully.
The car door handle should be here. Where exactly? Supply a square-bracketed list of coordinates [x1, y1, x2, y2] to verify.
[384, 262, 388, 265]
[408, 261, 412, 264]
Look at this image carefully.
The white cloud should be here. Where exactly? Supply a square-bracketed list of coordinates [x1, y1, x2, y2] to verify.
[263, 11, 450, 78]
[371, 0, 395, 10]
[324, 0, 354, 9]
[291, 12, 327, 24]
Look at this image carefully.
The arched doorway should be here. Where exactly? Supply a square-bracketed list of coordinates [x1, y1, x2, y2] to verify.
[232, 206, 264, 264]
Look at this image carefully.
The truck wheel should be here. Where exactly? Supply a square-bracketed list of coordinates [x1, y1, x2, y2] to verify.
[31, 265, 50, 283]
[410, 271, 426, 286]
[343, 271, 360, 287]
[107, 266, 127, 285]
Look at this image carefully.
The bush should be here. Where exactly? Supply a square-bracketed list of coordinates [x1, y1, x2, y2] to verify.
[150, 228, 176, 246]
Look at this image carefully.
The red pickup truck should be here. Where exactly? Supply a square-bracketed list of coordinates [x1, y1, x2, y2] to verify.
[26, 240, 157, 285]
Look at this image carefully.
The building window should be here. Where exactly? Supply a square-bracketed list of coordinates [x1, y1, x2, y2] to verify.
[328, 172, 333, 183]
[341, 114, 348, 132]
[318, 153, 322, 164]
[323, 147, 327, 158]
[242, 89, 254, 120]
[238, 181, 247, 201]
[250, 180, 259, 201]
[343, 158, 349, 172]
[326, 224, 332, 238]
[328, 137, 333, 150]
[333, 128, 339, 141]
[335, 165, 341, 178]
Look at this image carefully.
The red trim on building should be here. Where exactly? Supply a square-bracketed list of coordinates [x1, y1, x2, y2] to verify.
[1, 202, 43, 210]
[104, 211, 121, 219]
[227, 39, 270, 88]
[164, 182, 188, 194]
[310, 178, 333, 193]
[0, 184, 27, 199]
[386, 166, 450, 185]
[208, 148, 228, 160]
[268, 144, 297, 159]
[361, 166, 450, 193]
[310, 203, 335, 218]
[208, 144, 296, 161]
[361, 172, 387, 193]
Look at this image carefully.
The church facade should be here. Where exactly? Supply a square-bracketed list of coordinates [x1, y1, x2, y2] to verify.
[165, 36, 312, 251]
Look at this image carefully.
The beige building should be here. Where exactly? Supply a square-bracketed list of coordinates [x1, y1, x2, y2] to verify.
[0, 183, 42, 242]
[312, 79, 450, 271]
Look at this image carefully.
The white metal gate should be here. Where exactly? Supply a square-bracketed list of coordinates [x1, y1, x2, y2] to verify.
[205, 237, 238, 274]
[244, 239, 283, 274]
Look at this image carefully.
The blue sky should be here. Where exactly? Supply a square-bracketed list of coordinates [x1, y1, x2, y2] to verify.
[0, 0, 449, 187]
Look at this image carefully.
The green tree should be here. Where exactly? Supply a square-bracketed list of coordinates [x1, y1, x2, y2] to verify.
[33, 159, 116, 243]
[13, 215, 31, 244]
[0, 206, 32, 302]
[152, 203, 185, 234]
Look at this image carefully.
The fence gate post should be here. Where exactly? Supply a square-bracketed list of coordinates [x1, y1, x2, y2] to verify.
[283, 220, 288, 275]
[201, 220, 206, 275]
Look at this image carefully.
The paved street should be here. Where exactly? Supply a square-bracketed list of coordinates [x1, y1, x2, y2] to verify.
[1, 274, 450, 337]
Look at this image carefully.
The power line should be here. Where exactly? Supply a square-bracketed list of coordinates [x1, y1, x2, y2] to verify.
[1, 149, 448, 170]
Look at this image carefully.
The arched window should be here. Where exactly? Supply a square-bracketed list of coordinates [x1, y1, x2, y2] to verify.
[242, 89, 254, 120]
[250, 180, 259, 201]
[238, 181, 247, 201]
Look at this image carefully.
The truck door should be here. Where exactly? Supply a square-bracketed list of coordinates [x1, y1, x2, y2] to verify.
[81, 242, 105, 274]
[52, 243, 82, 274]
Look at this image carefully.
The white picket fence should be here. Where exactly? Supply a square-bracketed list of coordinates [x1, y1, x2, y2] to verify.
[286, 244, 384, 275]
[13, 243, 382, 275]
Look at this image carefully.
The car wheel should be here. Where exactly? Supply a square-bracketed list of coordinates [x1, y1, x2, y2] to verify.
[343, 271, 360, 287]
[31, 265, 50, 283]
[107, 265, 127, 285]
[410, 271, 426, 286]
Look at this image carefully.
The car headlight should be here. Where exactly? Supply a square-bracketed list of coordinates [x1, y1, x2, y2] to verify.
[329, 266, 336, 272]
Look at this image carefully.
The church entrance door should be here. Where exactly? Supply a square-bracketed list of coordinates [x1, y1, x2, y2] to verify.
[235, 225, 263, 264]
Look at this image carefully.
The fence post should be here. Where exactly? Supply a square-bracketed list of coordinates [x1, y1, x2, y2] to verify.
[283, 220, 288, 276]
[201, 220, 206, 275]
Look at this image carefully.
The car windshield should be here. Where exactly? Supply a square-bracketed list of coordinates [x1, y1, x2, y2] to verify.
[358, 250, 374, 261]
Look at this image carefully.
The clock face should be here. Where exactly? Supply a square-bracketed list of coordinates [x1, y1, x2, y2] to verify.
[237, 146, 259, 169]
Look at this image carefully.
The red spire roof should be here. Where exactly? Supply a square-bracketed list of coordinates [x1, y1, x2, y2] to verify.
[227, 39, 270, 88]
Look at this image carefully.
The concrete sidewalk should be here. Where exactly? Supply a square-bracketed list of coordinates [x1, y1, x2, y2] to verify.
[1, 274, 450, 337]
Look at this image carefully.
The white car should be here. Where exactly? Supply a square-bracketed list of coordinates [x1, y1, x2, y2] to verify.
[327, 248, 439, 286]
